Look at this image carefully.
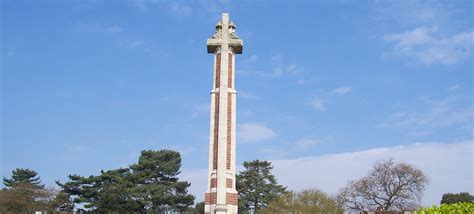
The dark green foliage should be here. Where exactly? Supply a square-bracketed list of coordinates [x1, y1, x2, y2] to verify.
[194, 201, 205, 213]
[3, 168, 44, 189]
[236, 159, 287, 213]
[58, 149, 195, 212]
[50, 190, 74, 211]
[184, 201, 205, 213]
[441, 192, 474, 205]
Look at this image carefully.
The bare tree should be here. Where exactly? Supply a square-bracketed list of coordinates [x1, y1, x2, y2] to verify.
[336, 158, 429, 212]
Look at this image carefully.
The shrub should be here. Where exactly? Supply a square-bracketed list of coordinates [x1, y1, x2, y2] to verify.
[414, 202, 474, 213]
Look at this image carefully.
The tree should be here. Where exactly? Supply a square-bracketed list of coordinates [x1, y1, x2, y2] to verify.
[0, 183, 52, 212]
[58, 149, 195, 212]
[129, 150, 195, 211]
[336, 158, 429, 212]
[194, 201, 205, 213]
[184, 201, 205, 213]
[3, 168, 44, 189]
[441, 192, 474, 204]
[50, 190, 74, 211]
[260, 189, 344, 214]
[1, 169, 54, 212]
[236, 159, 287, 213]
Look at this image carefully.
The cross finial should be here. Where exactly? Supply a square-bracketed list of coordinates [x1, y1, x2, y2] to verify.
[207, 13, 243, 54]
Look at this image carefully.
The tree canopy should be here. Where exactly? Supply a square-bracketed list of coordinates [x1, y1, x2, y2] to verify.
[261, 189, 344, 214]
[441, 192, 474, 205]
[236, 159, 287, 213]
[0, 169, 57, 212]
[58, 149, 195, 212]
[336, 158, 429, 212]
[3, 168, 44, 189]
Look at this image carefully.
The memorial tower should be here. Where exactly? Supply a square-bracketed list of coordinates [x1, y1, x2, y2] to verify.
[204, 13, 243, 214]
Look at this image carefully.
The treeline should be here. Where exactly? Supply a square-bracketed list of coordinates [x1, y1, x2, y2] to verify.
[1, 151, 472, 213]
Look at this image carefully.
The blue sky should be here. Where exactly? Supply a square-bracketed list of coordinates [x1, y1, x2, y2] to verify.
[1, 0, 473, 206]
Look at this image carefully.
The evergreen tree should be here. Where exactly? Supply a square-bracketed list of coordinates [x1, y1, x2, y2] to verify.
[236, 160, 287, 213]
[3, 168, 44, 189]
[58, 149, 195, 212]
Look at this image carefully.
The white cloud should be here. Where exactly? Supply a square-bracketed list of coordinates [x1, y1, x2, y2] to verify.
[374, 1, 442, 25]
[294, 138, 321, 149]
[74, 24, 124, 34]
[119, 40, 146, 48]
[130, 0, 147, 10]
[67, 144, 89, 152]
[448, 84, 461, 91]
[379, 96, 473, 136]
[307, 96, 326, 111]
[237, 123, 276, 143]
[238, 54, 302, 78]
[260, 148, 289, 158]
[272, 141, 474, 206]
[383, 27, 474, 65]
[182, 141, 474, 206]
[238, 91, 259, 99]
[191, 102, 210, 117]
[332, 86, 353, 95]
[103, 24, 123, 33]
[168, 1, 192, 16]
[308, 86, 352, 111]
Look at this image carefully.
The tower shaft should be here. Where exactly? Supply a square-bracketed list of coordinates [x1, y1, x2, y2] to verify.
[205, 13, 243, 214]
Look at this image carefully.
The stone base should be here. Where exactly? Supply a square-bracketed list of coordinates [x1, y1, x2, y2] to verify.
[205, 204, 238, 214]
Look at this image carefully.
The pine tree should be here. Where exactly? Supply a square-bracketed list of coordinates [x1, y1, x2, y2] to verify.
[236, 160, 287, 213]
[3, 168, 44, 189]
[58, 149, 195, 212]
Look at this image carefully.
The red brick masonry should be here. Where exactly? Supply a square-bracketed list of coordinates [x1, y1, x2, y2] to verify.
[227, 52, 233, 88]
[212, 94, 219, 170]
[205, 192, 238, 205]
[210, 178, 233, 188]
[226, 92, 232, 170]
[215, 53, 221, 88]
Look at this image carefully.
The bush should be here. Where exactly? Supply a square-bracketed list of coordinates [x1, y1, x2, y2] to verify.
[414, 202, 474, 213]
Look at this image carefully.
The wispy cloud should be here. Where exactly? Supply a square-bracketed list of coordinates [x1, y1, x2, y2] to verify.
[307, 96, 326, 111]
[379, 96, 473, 136]
[129, 0, 230, 15]
[332, 86, 352, 95]
[238, 54, 303, 78]
[447, 84, 461, 92]
[294, 138, 321, 149]
[239, 91, 259, 99]
[168, 1, 192, 16]
[61, 144, 90, 160]
[307, 86, 352, 111]
[67, 144, 89, 152]
[374, 1, 443, 25]
[191, 102, 210, 117]
[130, 0, 147, 10]
[374, 1, 473, 66]
[74, 24, 124, 34]
[383, 27, 474, 65]
[119, 40, 146, 48]
[237, 123, 276, 143]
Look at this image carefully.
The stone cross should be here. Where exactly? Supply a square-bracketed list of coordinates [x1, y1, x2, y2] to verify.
[204, 13, 243, 214]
